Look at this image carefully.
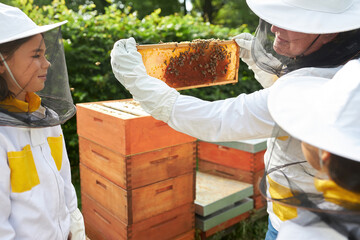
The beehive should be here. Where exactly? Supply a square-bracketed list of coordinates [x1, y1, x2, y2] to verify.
[77, 99, 197, 239]
[137, 39, 240, 90]
[197, 139, 267, 210]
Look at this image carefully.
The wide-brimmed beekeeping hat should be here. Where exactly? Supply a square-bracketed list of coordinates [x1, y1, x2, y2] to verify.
[0, 3, 67, 44]
[268, 59, 360, 162]
[247, 0, 360, 34]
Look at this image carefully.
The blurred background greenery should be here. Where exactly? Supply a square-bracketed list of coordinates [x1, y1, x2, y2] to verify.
[4, 0, 265, 238]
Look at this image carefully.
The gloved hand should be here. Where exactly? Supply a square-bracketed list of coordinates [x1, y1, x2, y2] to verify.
[233, 33, 277, 88]
[110, 37, 179, 122]
[69, 208, 86, 240]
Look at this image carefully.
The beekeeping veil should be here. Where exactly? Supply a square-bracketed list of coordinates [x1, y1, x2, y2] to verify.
[0, 3, 75, 127]
[246, 0, 360, 76]
[263, 59, 360, 238]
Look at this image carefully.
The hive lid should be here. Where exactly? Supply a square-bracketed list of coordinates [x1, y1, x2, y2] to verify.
[195, 171, 253, 217]
[200, 138, 268, 153]
[77, 99, 150, 119]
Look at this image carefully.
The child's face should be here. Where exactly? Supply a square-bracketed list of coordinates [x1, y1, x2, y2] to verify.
[2, 34, 50, 99]
[301, 142, 332, 177]
[301, 142, 322, 171]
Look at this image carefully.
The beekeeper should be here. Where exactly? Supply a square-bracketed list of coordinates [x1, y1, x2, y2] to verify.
[110, 0, 360, 239]
[0, 3, 85, 239]
[267, 58, 360, 240]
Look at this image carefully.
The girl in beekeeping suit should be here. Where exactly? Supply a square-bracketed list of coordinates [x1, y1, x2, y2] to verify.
[0, 3, 85, 240]
[110, 0, 360, 239]
[266, 58, 360, 239]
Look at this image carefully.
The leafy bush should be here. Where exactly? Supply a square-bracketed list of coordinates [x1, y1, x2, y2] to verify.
[10, 0, 261, 201]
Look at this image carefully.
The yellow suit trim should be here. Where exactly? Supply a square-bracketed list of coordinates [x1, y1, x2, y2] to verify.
[314, 178, 360, 207]
[0, 92, 41, 113]
[268, 176, 298, 221]
[47, 135, 63, 171]
[8, 145, 40, 193]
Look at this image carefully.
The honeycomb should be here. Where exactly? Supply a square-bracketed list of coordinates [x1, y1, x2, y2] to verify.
[137, 39, 240, 90]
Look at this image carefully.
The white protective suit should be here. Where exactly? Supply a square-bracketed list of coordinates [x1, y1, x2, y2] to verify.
[276, 210, 347, 240]
[110, 37, 343, 231]
[0, 125, 85, 240]
[275, 191, 359, 240]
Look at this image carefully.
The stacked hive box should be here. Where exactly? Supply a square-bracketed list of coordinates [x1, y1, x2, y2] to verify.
[76, 99, 197, 240]
[195, 172, 254, 239]
[197, 139, 267, 210]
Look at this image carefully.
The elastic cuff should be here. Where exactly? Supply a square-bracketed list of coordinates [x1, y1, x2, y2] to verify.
[71, 208, 82, 220]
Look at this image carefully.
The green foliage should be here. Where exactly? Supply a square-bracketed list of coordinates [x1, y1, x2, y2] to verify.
[119, 0, 183, 19]
[213, 0, 259, 31]
[190, 0, 259, 31]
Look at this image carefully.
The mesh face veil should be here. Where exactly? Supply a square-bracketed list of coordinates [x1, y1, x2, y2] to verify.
[0, 27, 76, 127]
[260, 125, 360, 239]
[251, 19, 360, 77]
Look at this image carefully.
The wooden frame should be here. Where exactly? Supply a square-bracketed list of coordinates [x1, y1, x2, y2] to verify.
[137, 40, 240, 90]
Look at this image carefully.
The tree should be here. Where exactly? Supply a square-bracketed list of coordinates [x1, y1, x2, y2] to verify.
[192, 0, 221, 23]
[181, 0, 187, 14]
[191, 0, 258, 31]
[117, 0, 182, 19]
[16, 0, 111, 13]
[30, 0, 182, 19]
[213, 0, 258, 30]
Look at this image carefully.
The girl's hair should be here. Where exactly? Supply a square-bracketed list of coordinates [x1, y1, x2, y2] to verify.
[0, 36, 32, 101]
[328, 153, 360, 193]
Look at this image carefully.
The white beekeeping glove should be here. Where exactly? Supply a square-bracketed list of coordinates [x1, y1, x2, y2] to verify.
[110, 37, 179, 122]
[70, 208, 86, 240]
[233, 33, 278, 88]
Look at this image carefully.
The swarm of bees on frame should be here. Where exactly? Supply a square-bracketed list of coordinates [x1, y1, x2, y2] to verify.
[163, 39, 232, 88]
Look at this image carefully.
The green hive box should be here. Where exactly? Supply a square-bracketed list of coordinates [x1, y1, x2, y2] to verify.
[195, 171, 254, 231]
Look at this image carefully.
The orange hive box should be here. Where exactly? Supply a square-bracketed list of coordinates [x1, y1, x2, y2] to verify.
[76, 99, 196, 155]
[79, 137, 196, 190]
[82, 193, 195, 240]
[80, 164, 195, 226]
[197, 141, 265, 172]
[77, 99, 197, 240]
[137, 39, 240, 90]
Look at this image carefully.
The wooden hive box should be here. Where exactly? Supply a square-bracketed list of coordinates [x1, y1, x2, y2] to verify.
[79, 136, 196, 190]
[252, 194, 267, 210]
[195, 172, 253, 232]
[197, 139, 267, 210]
[76, 99, 196, 156]
[82, 194, 195, 240]
[137, 39, 240, 90]
[80, 164, 195, 225]
[198, 160, 264, 197]
[197, 139, 266, 172]
[77, 99, 197, 239]
[199, 211, 250, 239]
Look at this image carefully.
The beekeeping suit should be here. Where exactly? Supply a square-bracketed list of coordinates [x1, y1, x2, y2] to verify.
[267, 59, 360, 239]
[0, 4, 85, 239]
